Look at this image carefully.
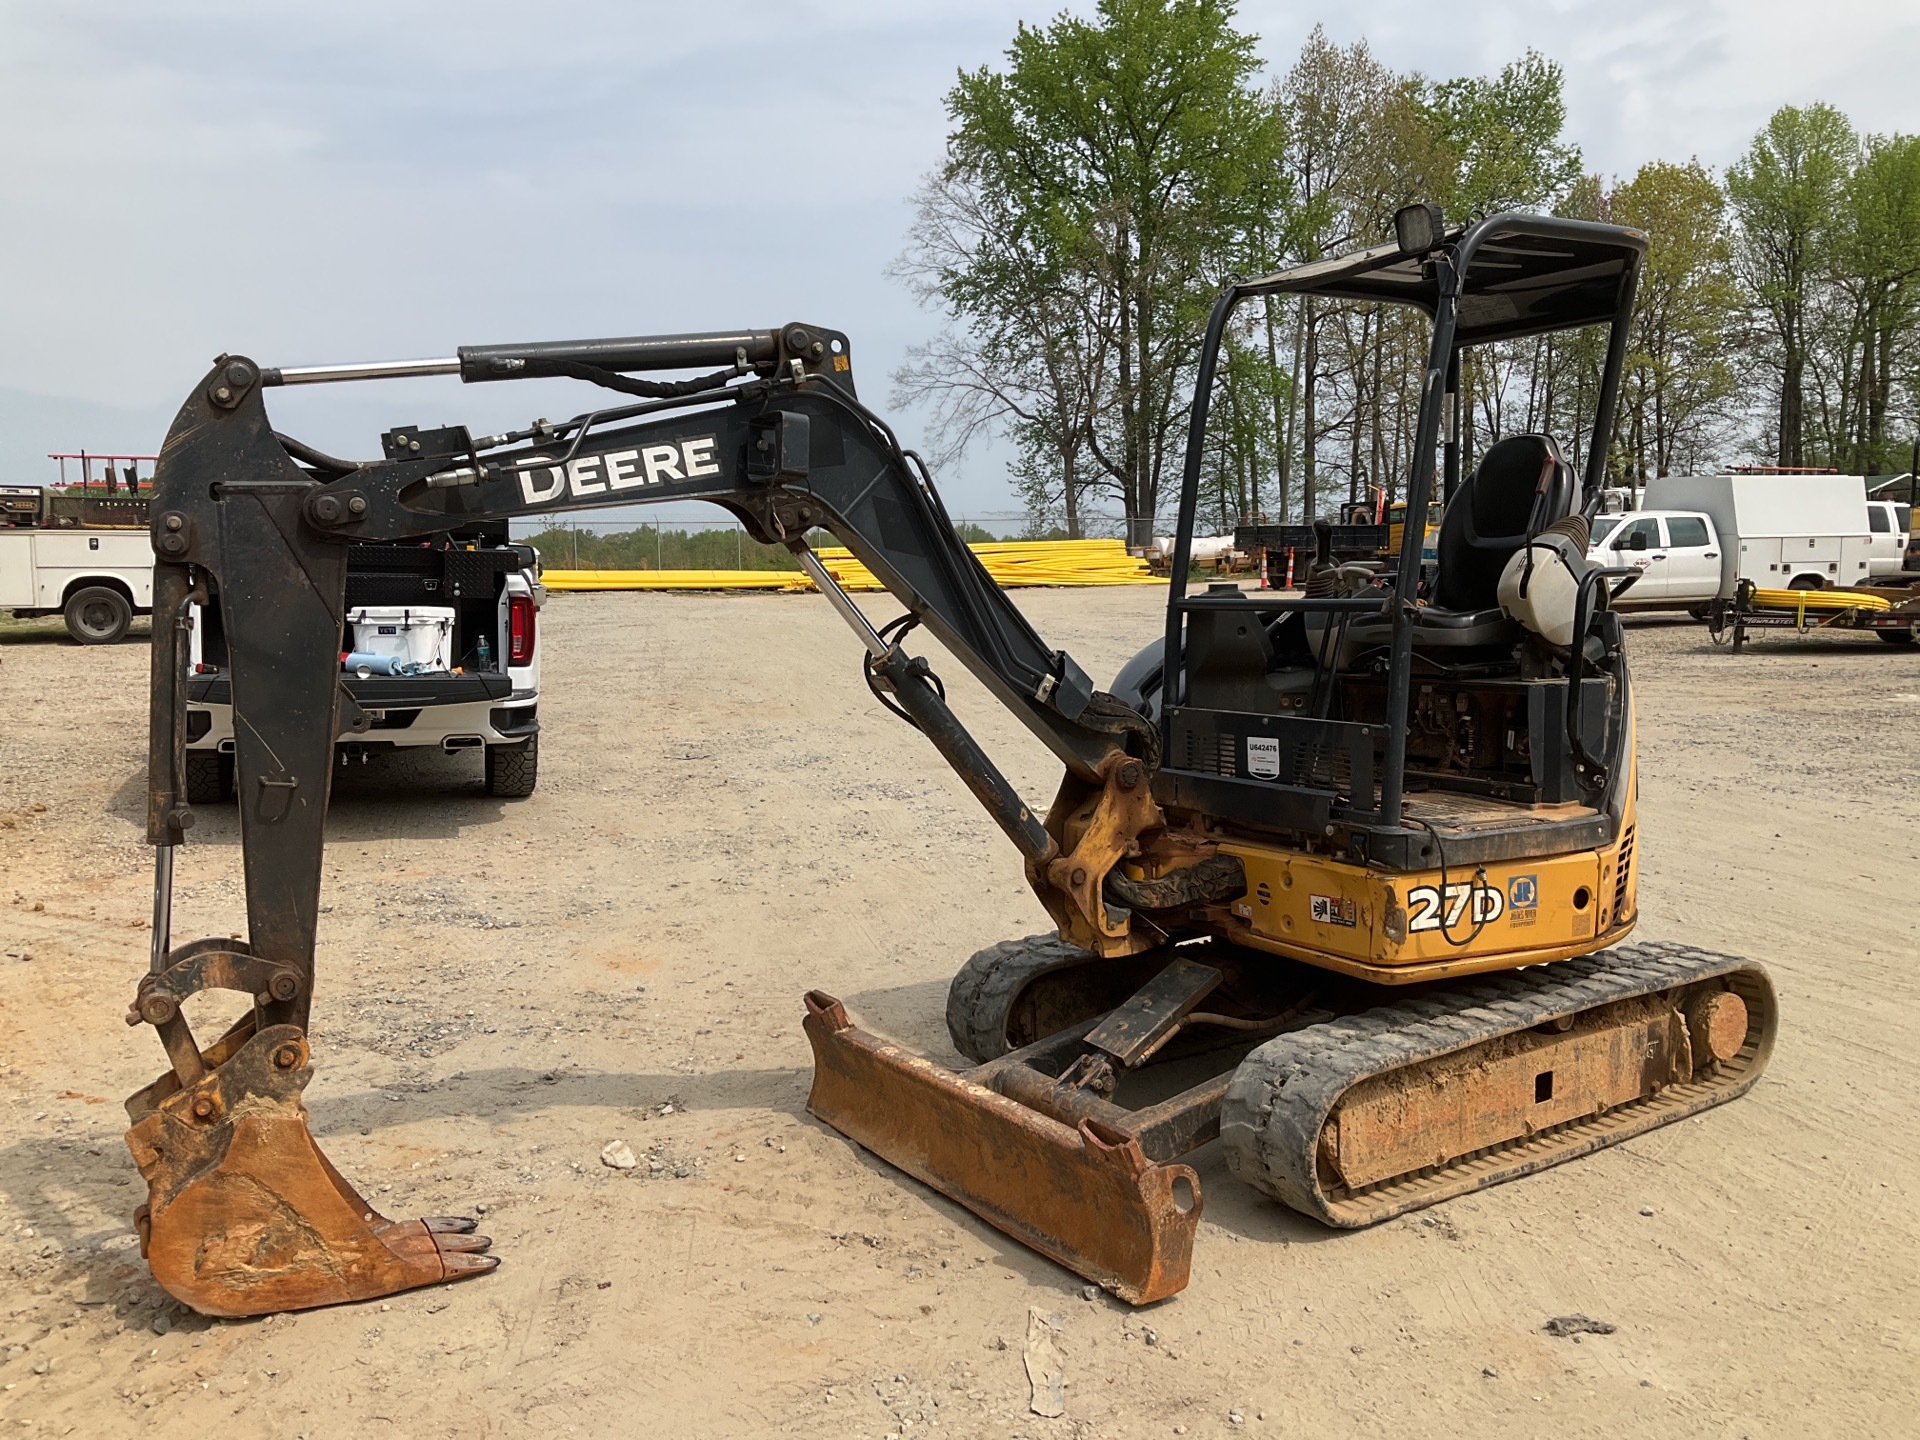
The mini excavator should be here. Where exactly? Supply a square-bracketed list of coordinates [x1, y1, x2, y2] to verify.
[132, 208, 1775, 1315]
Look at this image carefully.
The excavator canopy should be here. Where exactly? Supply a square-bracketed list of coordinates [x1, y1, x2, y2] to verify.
[1236, 212, 1648, 348]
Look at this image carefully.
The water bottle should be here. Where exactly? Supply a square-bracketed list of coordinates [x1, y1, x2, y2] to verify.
[476, 635, 492, 671]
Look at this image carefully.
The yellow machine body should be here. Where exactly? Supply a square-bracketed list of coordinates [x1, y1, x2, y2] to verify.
[1205, 721, 1640, 985]
[1215, 824, 1635, 983]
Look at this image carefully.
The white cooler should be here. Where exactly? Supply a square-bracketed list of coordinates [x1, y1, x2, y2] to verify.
[346, 606, 456, 672]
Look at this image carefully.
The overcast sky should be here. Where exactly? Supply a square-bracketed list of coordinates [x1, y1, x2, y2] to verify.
[2, 0, 1913, 524]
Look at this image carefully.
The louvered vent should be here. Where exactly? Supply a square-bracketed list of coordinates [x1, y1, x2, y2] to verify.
[1613, 825, 1635, 919]
[1179, 729, 1238, 775]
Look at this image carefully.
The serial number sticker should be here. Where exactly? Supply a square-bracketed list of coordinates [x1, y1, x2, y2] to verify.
[1406, 881, 1504, 933]
[1246, 735, 1280, 779]
[1309, 894, 1357, 928]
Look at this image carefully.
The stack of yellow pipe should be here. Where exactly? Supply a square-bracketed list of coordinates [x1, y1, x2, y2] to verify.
[542, 569, 807, 591]
[814, 538, 1158, 591]
[1748, 586, 1892, 614]
[541, 538, 1160, 592]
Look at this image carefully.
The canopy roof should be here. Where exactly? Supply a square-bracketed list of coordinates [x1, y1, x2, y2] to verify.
[1240, 214, 1648, 347]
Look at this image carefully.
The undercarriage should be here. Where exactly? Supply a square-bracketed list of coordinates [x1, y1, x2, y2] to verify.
[807, 932, 1774, 1302]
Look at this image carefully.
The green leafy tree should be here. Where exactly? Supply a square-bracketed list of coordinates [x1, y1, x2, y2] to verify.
[1609, 160, 1742, 478]
[891, 168, 1113, 539]
[1273, 27, 1397, 521]
[1197, 334, 1288, 532]
[934, 0, 1287, 536]
[1419, 51, 1583, 218]
[1417, 52, 1583, 479]
[1726, 104, 1858, 467]
[1832, 134, 1920, 470]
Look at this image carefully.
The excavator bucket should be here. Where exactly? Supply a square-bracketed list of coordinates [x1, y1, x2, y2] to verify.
[123, 1019, 496, 1317]
[802, 993, 1201, 1305]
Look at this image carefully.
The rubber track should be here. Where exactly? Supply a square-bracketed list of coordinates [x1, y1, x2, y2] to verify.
[1220, 940, 1776, 1227]
[946, 934, 1097, 1063]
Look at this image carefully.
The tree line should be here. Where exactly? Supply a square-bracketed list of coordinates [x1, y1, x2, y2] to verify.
[892, 1, 1920, 538]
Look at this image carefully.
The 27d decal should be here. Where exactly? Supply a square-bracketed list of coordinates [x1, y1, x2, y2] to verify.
[1405, 881, 1503, 933]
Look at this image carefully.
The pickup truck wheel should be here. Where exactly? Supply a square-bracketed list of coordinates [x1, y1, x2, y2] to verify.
[64, 586, 132, 645]
[183, 751, 234, 804]
[1687, 604, 1712, 622]
[485, 734, 538, 798]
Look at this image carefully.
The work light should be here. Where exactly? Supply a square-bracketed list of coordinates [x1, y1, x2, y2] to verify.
[1394, 202, 1445, 255]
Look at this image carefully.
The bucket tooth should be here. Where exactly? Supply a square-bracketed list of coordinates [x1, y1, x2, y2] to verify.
[802, 992, 1200, 1304]
[124, 1023, 497, 1317]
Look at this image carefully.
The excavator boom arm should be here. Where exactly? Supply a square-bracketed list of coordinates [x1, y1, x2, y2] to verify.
[142, 322, 1163, 1056]
[129, 324, 1172, 1316]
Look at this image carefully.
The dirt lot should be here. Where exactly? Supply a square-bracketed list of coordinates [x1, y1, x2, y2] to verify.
[1, 588, 1916, 1438]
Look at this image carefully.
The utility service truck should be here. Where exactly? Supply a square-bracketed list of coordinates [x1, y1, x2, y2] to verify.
[1587, 472, 1893, 611]
[0, 483, 155, 642]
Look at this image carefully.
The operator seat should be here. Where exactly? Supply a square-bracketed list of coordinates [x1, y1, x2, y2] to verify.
[1431, 433, 1574, 613]
[1328, 434, 1575, 664]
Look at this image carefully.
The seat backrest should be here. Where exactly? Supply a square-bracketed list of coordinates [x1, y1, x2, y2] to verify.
[1432, 434, 1573, 612]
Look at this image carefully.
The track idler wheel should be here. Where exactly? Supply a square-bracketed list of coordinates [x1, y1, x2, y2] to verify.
[124, 1023, 496, 1317]
[946, 934, 1165, 1062]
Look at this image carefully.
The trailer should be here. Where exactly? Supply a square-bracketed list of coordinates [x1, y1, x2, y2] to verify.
[1231, 520, 1393, 586]
[1707, 576, 1920, 650]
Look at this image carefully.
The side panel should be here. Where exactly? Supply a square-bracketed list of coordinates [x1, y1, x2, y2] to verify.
[0, 533, 32, 607]
[1737, 535, 1781, 587]
[1778, 533, 1842, 586]
[1840, 535, 1876, 586]
[28, 531, 156, 607]
[1220, 843, 1610, 975]
[1738, 474, 1870, 535]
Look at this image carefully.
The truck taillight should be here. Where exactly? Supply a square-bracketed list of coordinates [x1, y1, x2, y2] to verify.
[508, 594, 535, 665]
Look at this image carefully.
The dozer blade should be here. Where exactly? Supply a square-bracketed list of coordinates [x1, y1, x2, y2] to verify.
[803, 992, 1200, 1305]
[124, 1022, 496, 1317]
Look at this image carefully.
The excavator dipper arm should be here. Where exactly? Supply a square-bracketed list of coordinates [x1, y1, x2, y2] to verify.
[134, 326, 1184, 1314]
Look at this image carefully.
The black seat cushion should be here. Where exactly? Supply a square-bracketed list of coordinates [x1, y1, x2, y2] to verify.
[1432, 434, 1574, 612]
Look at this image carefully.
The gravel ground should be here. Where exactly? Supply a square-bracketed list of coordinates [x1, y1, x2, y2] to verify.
[0, 588, 1916, 1438]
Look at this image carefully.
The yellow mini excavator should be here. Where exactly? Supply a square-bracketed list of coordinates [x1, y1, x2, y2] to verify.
[131, 206, 1774, 1314]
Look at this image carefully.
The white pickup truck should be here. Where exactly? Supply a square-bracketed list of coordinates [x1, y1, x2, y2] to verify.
[1588, 473, 1903, 612]
[0, 495, 155, 643]
[183, 535, 546, 801]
